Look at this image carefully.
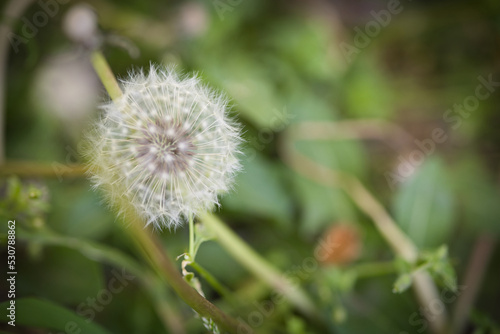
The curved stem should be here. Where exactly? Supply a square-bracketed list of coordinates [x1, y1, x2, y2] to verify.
[90, 50, 123, 102]
[127, 214, 240, 333]
[18, 226, 185, 334]
[0, 161, 86, 178]
[280, 122, 447, 333]
[200, 212, 319, 319]
[451, 233, 496, 334]
[350, 261, 397, 278]
[290, 120, 415, 151]
[280, 133, 418, 261]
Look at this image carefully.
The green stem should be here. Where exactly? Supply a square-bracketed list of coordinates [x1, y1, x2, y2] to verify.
[0, 161, 85, 178]
[200, 212, 318, 318]
[126, 213, 240, 333]
[90, 50, 123, 102]
[350, 261, 397, 278]
[189, 261, 234, 303]
[189, 213, 195, 258]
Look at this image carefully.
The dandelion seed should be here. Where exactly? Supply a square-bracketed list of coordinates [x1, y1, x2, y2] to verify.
[84, 65, 242, 229]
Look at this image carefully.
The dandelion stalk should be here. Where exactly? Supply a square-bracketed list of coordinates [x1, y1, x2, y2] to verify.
[126, 211, 240, 333]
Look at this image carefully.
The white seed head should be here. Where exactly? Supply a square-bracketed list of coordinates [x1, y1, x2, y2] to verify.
[84, 65, 242, 229]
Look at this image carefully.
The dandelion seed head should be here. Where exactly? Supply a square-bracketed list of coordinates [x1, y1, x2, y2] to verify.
[84, 65, 242, 229]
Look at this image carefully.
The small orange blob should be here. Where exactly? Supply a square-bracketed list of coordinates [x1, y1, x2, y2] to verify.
[315, 224, 362, 266]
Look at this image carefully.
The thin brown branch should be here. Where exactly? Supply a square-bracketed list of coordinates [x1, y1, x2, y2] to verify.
[279, 122, 447, 334]
[0, 161, 86, 178]
[451, 233, 496, 334]
[290, 120, 415, 151]
[126, 212, 242, 334]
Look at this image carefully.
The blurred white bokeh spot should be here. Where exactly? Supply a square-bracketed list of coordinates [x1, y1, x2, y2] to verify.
[33, 51, 99, 129]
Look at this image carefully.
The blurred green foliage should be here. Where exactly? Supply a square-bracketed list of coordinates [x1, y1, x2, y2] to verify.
[1, 0, 500, 333]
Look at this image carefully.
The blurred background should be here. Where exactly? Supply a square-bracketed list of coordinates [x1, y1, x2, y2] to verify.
[1, 0, 500, 333]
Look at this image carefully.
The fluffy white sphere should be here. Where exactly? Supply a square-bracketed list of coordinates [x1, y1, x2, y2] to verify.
[85, 65, 242, 229]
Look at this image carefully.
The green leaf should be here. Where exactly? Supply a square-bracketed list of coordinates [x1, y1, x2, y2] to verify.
[294, 177, 356, 236]
[221, 152, 293, 224]
[17, 226, 145, 277]
[292, 140, 366, 236]
[47, 180, 113, 239]
[285, 86, 340, 123]
[0, 177, 49, 223]
[192, 223, 216, 259]
[264, 17, 345, 80]
[337, 277, 416, 334]
[286, 316, 308, 334]
[199, 53, 284, 129]
[0, 298, 111, 334]
[392, 274, 413, 293]
[324, 267, 357, 293]
[392, 157, 456, 248]
[343, 58, 395, 119]
[421, 245, 457, 292]
[451, 155, 500, 234]
[392, 246, 457, 294]
[17, 246, 104, 305]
